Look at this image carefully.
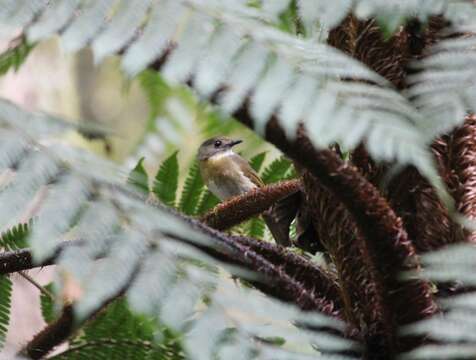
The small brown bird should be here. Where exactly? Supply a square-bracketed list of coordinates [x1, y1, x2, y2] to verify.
[197, 136, 294, 246]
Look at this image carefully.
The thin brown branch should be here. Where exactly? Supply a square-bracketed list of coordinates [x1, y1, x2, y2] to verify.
[201, 179, 301, 230]
[18, 271, 54, 299]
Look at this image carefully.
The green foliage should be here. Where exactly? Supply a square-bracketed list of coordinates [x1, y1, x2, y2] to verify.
[0, 220, 31, 351]
[0, 222, 30, 250]
[139, 70, 171, 131]
[0, 276, 12, 349]
[179, 160, 205, 216]
[249, 152, 267, 173]
[261, 156, 294, 184]
[153, 151, 179, 207]
[0, 38, 34, 76]
[128, 157, 149, 194]
[196, 191, 220, 215]
[246, 217, 266, 239]
[52, 298, 184, 360]
[40, 283, 56, 324]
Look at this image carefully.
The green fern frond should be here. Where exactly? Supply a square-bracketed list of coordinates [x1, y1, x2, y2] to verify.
[40, 283, 56, 324]
[249, 152, 267, 173]
[128, 157, 149, 194]
[246, 217, 266, 239]
[0, 222, 30, 250]
[153, 151, 179, 207]
[53, 299, 184, 360]
[196, 191, 220, 215]
[0, 37, 34, 76]
[179, 160, 205, 216]
[261, 156, 293, 184]
[0, 275, 12, 349]
[138, 70, 170, 124]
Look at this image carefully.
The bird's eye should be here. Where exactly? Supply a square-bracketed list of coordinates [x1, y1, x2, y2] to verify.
[214, 140, 222, 148]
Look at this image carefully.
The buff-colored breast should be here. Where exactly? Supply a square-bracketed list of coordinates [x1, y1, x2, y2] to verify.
[199, 151, 259, 200]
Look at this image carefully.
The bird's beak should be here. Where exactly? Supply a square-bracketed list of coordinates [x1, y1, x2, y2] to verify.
[229, 139, 243, 147]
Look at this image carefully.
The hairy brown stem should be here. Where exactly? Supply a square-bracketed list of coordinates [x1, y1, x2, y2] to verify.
[201, 179, 301, 230]
[21, 305, 75, 359]
[232, 110, 437, 353]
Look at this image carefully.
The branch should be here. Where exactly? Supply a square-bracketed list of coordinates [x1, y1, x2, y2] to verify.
[21, 305, 75, 359]
[0, 241, 83, 275]
[51, 339, 156, 358]
[20, 257, 141, 359]
[201, 179, 301, 230]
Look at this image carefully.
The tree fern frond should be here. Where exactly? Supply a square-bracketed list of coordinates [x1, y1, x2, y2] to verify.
[246, 217, 266, 239]
[40, 283, 56, 324]
[196, 190, 220, 215]
[91, 0, 153, 63]
[179, 160, 205, 216]
[0, 275, 12, 350]
[249, 151, 267, 173]
[0, 37, 34, 76]
[128, 157, 149, 194]
[0, 1, 460, 187]
[407, 32, 476, 140]
[152, 151, 179, 208]
[60, 0, 117, 53]
[0, 222, 29, 250]
[261, 156, 293, 184]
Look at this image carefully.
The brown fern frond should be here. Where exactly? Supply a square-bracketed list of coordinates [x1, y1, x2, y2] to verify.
[328, 16, 447, 89]
[449, 114, 476, 242]
[299, 168, 389, 351]
[201, 179, 301, 231]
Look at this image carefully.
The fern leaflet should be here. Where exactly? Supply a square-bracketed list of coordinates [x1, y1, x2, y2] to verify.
[40, 283, 56, 324]
[0, 222, 30, 250]
[249, 151, 267, 173]
[179, 160, 205, 216]
[153, 151, 179, 207]
[196, 191, 220, 215]
[261, 156, 293, 184]
[0, 276, 12, 349]
[0, 37, 34, 76]
[128, 157, 149, 194]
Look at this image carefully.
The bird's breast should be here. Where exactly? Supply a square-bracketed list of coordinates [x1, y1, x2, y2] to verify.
[200, 154, 257, 200]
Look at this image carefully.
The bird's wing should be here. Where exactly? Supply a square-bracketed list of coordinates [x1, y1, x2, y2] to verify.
[232, 153, 265, 187]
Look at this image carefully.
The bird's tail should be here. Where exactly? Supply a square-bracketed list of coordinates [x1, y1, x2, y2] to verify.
[262, 189, 301, 246]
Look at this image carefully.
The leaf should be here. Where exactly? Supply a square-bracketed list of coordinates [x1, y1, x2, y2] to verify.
[138, 70, 170, 122]
[261, 156, 293, 184]
[196, 190, 220, 215]
[0, 222, 30, 250]
[0, 276, 12, 349]
[40, 283, 56, 324]
[0, 38, 34, 76]
[153, 151, 179, 207]
[249, 152, 267, 173]
[246, 217, 266, 239]
[179, 160, 205, 216]
[127, 157, 149, 194]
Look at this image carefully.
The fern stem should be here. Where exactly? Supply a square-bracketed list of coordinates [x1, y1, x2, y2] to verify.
[51, 338, 156, 358]
[201, 179, 301, 230]
[18, 271, 54, 300]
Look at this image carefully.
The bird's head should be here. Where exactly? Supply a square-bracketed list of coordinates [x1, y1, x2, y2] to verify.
[197, 136, 242, 161]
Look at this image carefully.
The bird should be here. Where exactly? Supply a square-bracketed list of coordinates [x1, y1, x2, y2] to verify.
[197, 136, 297, 246]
